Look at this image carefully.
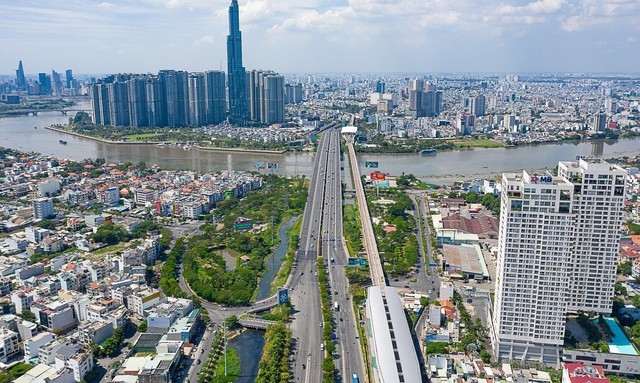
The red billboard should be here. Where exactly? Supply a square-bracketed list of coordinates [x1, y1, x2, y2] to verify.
[370, 172, 386, 180]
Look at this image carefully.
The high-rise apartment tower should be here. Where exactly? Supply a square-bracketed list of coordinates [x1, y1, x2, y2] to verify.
[491, 158, 626, 366]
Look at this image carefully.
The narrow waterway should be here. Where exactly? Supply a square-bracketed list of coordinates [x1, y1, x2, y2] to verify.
[228, 215, 297, 381]
[228, 329, 266, 383]
[256, 216, 298, 301]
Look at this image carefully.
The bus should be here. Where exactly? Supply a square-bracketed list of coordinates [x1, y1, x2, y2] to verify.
[353, 373, 359, 383]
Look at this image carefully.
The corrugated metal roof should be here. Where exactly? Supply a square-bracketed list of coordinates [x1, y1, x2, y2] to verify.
[367, 286, 421, 383]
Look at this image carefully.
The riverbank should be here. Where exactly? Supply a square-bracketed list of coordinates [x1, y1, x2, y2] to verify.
[44, 125, 287, 154]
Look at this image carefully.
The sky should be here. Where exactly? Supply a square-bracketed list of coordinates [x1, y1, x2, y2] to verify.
[2, 0, 640, 76]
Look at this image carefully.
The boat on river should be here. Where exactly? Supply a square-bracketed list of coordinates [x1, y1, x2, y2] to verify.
[419, 149, 437, 156]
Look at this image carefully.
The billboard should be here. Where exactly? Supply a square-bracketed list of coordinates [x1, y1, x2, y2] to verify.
[278, 289, 289, 305]
[267, 162, 278, 170]
[370, 172, 385, 180]
[254, 162, 266, 170]
[365, 161, 379, 168]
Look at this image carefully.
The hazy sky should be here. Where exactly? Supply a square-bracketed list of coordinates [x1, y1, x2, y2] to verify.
[2, 0, 640, 75]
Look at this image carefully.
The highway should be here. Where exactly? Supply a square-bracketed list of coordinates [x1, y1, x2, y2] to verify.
[321, 129, 366, 383]
[289, 128, 365, 382]
[289, 128, 332, 382]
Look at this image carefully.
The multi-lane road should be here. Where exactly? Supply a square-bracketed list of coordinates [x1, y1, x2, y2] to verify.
[320, 129, 365, 383]
[289, 128, 365, 382]
[289, 128, 333, 381]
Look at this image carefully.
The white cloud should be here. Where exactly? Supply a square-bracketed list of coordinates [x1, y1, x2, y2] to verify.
[193, 35, 215, 45]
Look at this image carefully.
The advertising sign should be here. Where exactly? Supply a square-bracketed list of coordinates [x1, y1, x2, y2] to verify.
[278, 289, 289, 305]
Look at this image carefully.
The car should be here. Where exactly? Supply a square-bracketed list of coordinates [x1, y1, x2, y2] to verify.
[319, 323, 323, 327]
[197, 359, 201, 365]
[404, 285, 410, 288]
[302, 363, 306, 369]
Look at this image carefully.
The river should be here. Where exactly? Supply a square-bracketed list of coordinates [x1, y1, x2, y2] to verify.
[2, 104, 639, 184]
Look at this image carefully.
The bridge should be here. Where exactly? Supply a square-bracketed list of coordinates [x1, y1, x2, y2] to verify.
[238, 316, 277, 330]
[3, 109, 90, 116]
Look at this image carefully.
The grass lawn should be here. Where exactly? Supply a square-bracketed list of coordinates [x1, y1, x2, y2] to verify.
[213, 348, 240, 383]
[124, 133, 163, 141]
[86, 242, 130, 259]
[449, 138, 504, 148]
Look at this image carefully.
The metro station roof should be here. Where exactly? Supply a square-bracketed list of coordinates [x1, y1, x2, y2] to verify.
[341, 126, 357, 134]
[366, 285, 421, 383]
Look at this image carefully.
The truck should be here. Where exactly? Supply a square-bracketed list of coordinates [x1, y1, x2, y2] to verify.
[334, 301, 339, 311]
[353, 373, 359, 383]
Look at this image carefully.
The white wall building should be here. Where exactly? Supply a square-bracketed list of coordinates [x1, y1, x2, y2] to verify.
[557, 159, 626, 313]
[491, 159, 626, 367]
[24, 332, 55, 363]
[0, 327, 20, 363]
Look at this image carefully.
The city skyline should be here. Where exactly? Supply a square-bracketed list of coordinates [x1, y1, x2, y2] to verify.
[2, 0, 640, 75]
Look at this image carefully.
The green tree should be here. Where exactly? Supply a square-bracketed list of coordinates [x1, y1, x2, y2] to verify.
[17, 310, 36, 323]
[426, 342, 448, 354]
[35, 219, 56, 230]
[225, 315, 239, 330]
[420, 296, 429, 307]
[617, 261, 632, 276]
[137, 320, 147, 333]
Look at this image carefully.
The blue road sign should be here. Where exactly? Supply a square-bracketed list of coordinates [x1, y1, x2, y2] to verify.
[278, 289, 289, 305]
[428, 263, 439, 267]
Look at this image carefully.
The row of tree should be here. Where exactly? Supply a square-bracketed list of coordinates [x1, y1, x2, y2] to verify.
[316, 258, 337, 383]
[255, 323, 292, 383]
[158, 238, 188, 298]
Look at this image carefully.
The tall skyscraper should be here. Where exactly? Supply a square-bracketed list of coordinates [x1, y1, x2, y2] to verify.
[247, 70, 285, 124]
[469, 95, 486, 116]
[38, 73, 52, 95]
[284, 83, 303, 104]
[65, 69, 74, 89]
[159, 70, 189, 127]
[204, 70, 226, 125]
[409, 78, 441, 118]
[146, 76, 166, 127]
[15, 61, 26, 90]
[128, 77, 148, 127]
[491, 158, 626, 366]
[227, 0, 247, 124]
[188, 73, 207, 126]
[51, 70, 64, 96]
[592, 112, 607, 132]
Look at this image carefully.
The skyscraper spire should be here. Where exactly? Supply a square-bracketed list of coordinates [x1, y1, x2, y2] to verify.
[227, 0, 247, 124]
[16, 60, 26, 91]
